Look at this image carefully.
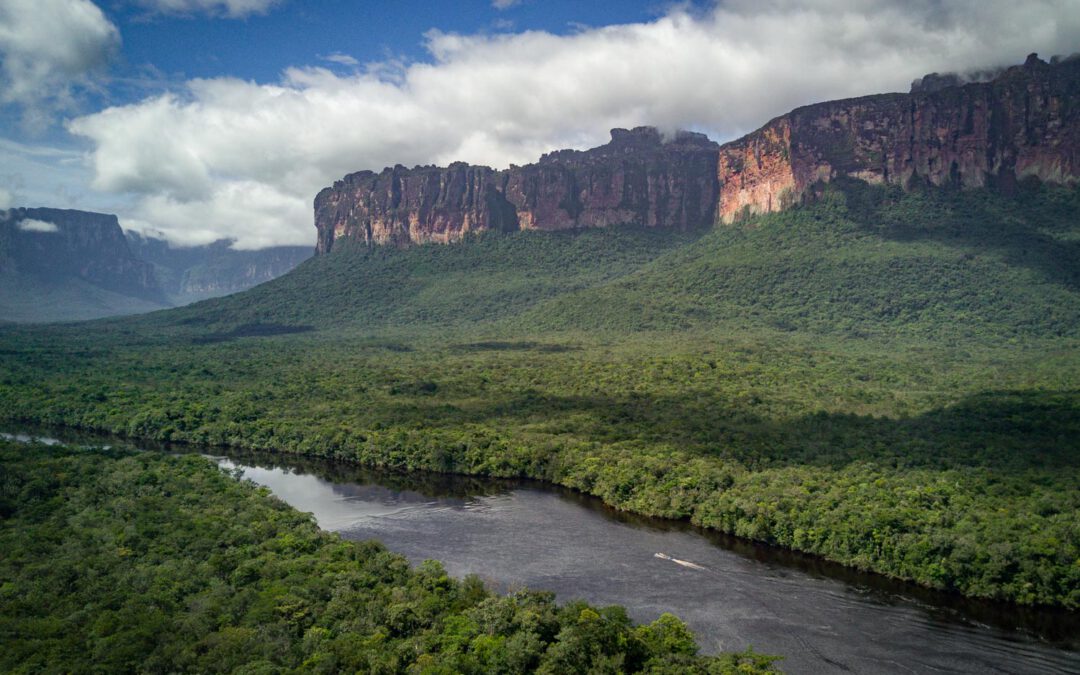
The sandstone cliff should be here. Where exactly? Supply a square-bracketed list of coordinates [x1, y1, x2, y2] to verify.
[716, 53, 1080, 222]
[315, 53, 1080, 250]
[314, 127, 719, 253]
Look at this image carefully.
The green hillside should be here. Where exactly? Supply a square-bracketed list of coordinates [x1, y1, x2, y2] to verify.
[1, 180, 1078, 608]
[152, 224, 705, 332]
[0, 272, 169, 323]
[517, 180, 1080, 339]
[146, 180, 1080, 342]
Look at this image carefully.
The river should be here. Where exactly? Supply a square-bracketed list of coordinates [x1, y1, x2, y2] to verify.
[5, 429, 1079, 673]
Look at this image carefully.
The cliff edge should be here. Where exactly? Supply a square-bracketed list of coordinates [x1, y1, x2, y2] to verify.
[716, 53, 1080, 222]
[314, 128, 719, 253]
[315, 53, 1080, 251]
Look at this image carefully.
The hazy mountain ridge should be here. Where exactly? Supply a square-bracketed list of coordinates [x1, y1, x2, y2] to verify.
[0, 209, 311, 322]
[125, 231, 311, 305]
[1, 208, 163, 300]
[0, 208, 169, 322]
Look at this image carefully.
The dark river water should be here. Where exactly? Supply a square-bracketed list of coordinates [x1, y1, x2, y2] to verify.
[5, 429, 1079, 674]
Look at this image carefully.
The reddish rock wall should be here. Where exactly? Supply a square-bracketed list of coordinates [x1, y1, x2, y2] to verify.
[314, 163, 514, 252]
[716, 54, 1080, 222]
[315, 54, 1080, 250]
[314, 128, 720, 254]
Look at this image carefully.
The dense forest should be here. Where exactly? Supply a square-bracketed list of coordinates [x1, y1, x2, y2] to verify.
[141, 179, 1080, 340]
[0, 181, 1077, 611]
[0, 442, 778, 673]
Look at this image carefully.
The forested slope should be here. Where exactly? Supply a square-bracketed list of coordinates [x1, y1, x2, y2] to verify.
[137, 181, 1080, 343]
[1, 181, 1077, 608]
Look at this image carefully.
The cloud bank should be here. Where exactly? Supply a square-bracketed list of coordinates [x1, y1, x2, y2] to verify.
[0, 0, 120, 130]
[17, 218, 60, 233]
[68, 0, 1080, 249]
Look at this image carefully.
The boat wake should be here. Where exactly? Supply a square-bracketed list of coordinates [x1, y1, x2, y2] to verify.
[654, 552, 707, 571]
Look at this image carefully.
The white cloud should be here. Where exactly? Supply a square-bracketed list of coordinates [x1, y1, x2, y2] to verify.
[492, 0, 522, 9]
[17, 218, 60, 233]
[133, 0, 281, 19]
[322, 53, 360, 67]
[0, 0, 120, 129]
[0, 188, 12, 210]
[67, 0, 1080, 249]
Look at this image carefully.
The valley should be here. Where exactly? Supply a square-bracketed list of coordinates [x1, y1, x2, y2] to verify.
[3, 44, 1079, 673]
[3, 182, 1077, 612]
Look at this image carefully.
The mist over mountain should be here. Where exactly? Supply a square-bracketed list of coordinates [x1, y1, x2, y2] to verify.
[125, 231, 311, 306]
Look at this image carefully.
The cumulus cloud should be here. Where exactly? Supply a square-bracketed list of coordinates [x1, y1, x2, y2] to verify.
[133, 0, 281, 19]
[17, 218, 60, 233]
[68, 0, 1080, 248]
[0, 0, 120, 129]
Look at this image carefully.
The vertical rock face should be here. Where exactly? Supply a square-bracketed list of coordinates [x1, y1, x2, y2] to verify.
[716, 53, 1080, 222]
[315, 163, 516, 252]
[504, 128, 720, 232]
[315, 53, 1080, 251]
[314, 127, 720, 254]
[1, 207, 164, 302]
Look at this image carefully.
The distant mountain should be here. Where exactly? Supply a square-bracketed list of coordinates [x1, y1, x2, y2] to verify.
[0, 208, 168, 323]
[0, 208, 312, 323]
[124, 232, 311, 305]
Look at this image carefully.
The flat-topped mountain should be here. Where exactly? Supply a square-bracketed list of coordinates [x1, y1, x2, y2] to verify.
[717, 53, 1080, 222]
[316, 54, 1080, 252]
[315, 127, 719, 253]
[0, 208, 169, 322]
[1, 207, 163, 302]
[0, 208, 312, 322]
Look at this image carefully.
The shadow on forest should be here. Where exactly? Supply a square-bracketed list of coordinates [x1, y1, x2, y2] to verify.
[837, 178, 1080, 292]
[453, 341, 579, 353]
[386, 385, 1080, 472]
[190, 322, 314, 344]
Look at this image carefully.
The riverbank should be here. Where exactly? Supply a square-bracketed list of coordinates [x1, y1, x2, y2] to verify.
[0, 440, 780, 673]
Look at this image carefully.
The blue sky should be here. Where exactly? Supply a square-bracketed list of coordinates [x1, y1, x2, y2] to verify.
[113, 1, 670, 85]
[2, 0, 1078, 248]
